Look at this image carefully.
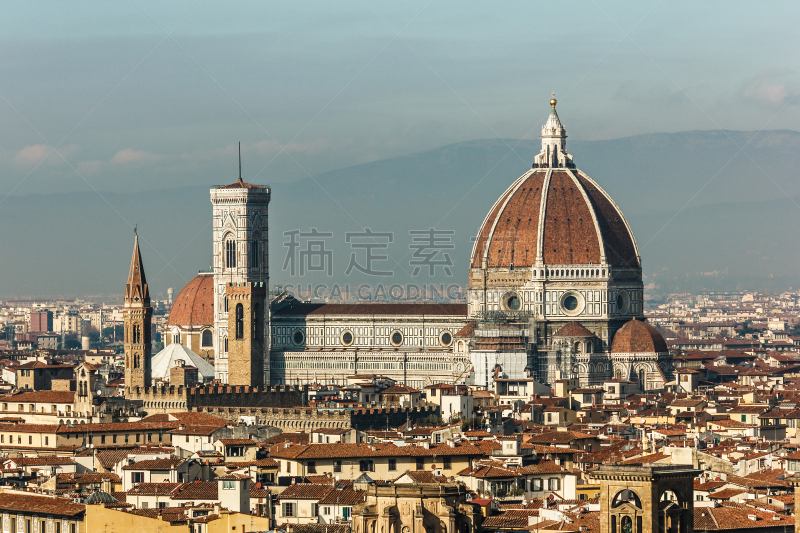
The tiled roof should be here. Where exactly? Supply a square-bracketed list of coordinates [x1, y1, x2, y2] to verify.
[271, 441, 488, 460]
[218, 439, 255, 445]
[57, 421, 180, 434]
[126, 483, 182, 496]
[694, 503, 794, 530]
[0, 493, 85, 517]
[216, 179, 266, 190]
[708, 489, 745, 500]
[317, 488, 366, 505]
[96, 446, 176, 469]
[1, 390, 75, 403]
[275, 483, 334, 500]
[8, 456, 76, 466]
[171, 481, 218, 500]
[122, 457, 185, 470]
[381, 385, 419, 394]
[282, 525, 351, 533]
[56, 472, 121, 484]
[454, 322, 475, 338]
[482, 510, 540, 529]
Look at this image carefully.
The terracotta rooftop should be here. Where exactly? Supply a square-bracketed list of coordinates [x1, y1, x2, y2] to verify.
[0, 493, 84, 517]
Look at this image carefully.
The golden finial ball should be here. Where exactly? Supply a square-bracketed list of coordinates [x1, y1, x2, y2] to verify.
[550, 97, 557, 107]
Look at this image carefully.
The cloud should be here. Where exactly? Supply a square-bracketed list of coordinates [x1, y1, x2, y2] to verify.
[740, 70, 800, 107]
[14, 144, 80, 165]
[111, 148, 161, 164]
[15, 144, 52, 164]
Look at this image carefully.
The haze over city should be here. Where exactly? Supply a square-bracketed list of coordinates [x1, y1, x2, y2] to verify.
[2, 1, 800, 299]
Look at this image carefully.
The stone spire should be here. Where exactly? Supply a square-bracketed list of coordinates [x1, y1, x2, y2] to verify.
[125, 231, 150, 305]
[124, 230, 153, 392]
[533, 94, 574, 169]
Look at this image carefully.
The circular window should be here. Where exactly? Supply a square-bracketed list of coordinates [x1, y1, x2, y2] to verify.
[292, 330, 304, 346]
[560, 291, 584, 316]
[617, 290, 630, 314]
[341, 330, 354, 346]
[440, 331, 453, 347]
[391, 331, 404, 346]
[503, 292, 521, 311]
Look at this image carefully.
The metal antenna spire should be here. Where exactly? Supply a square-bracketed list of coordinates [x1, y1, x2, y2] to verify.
[238, 141, 242, 182]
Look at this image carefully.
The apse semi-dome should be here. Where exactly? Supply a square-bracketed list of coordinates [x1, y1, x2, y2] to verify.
[168, 272, 214, 327]
[470, 100, 640, 271]
[611, 318, 668, 354]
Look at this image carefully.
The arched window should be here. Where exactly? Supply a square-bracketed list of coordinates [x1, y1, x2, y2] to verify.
[133, 324, 140, 344]
[172, 333, 180, 345]
[225, 238, 237, 269]
[250, 237, 259, 269]
[201, 330, 213, 347]
[224, 296, 229, 313]
[224, 337, 228, 353]
[235, 304, 244, 339]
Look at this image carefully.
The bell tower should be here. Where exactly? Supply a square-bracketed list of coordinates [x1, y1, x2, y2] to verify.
[210, 148, 271, 384]
[124, 231, 152, 394]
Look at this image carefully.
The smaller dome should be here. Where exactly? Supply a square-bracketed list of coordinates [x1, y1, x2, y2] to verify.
[611, 319, 667, 354]
[168, 273, 214, 327]
[553, 321, 596, 338]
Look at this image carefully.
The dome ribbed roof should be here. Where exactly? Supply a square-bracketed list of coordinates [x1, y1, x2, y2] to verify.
[470, 169, 640, 269]
[167, 273, 214, 327]
[611, 319, 668, 354]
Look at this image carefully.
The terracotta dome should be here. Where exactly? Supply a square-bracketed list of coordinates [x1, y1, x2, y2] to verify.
[471, 168, 639, 269]
[610, 318, 668, 354]
[167, 273, 214, 327]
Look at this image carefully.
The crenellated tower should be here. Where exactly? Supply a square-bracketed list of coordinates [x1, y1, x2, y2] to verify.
[124, 231, 153, 393]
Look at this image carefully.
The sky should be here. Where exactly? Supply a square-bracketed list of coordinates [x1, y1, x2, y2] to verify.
[1, 1, 799, 197]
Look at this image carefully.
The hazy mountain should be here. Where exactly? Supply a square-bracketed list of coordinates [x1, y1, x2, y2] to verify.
[2, 130, 800, 300]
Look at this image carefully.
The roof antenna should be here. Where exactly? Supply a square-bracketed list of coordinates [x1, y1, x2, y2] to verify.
[238, 141, 242, 183]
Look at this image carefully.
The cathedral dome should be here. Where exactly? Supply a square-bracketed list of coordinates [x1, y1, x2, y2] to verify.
[610, 318, 667, 354]
[470, 168, 639, 269]
[168, 273, 214, 327]
[470, 101, 639, 271]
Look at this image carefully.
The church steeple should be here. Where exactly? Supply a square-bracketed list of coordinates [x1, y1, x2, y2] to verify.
[126, 231, 150, 304]
[124, 230, 153, 393]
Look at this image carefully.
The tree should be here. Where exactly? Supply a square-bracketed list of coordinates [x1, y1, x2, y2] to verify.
[63, 334, 81, 350]
[102, 324, 124, 342]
